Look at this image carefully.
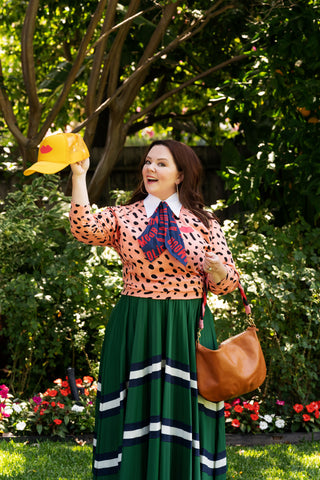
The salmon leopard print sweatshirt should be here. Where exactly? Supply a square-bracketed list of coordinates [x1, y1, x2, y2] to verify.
[69, 201, 239, 300]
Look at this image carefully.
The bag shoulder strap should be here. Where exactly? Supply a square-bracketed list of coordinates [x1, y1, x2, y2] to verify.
[198, 279, 254, 332]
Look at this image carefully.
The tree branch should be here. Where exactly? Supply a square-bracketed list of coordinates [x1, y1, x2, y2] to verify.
[72, 2, 236, 133]
[34, 0, 109, 145]
[0, 60, 26, 144]
[85, 0, 118, 116]
[126, 54, 247, 129]
[21, 0, 42, 137]
[127, 98, 226, 135]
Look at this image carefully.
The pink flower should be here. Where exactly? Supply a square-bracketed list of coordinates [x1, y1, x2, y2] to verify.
[276, 400, 285, 406]
[232, 398, 241, 406]
[0, 385, 9, 399]
[32, 396, 42, 405]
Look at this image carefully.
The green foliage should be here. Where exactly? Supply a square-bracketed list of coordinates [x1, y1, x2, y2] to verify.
[209, 206, 320, 403]
[0, 176, 122, 396]
[220, 1, 320, 225]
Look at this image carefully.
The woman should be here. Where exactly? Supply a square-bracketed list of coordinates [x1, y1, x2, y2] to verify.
[69, 139, 239, 480]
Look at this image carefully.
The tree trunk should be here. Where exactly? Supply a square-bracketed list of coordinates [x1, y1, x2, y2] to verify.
[87, 115, 128, 204]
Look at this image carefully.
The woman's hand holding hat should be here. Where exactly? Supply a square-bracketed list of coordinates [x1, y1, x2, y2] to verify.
[70, 157, 90, 177]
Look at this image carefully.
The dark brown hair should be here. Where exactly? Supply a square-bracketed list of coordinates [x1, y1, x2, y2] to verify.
[127, 140, 218, 227]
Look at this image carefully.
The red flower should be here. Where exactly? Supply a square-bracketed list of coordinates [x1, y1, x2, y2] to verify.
[57, 402, 65, 409]
[40, 409, 46, 415]
[306, 402, 317, 413]
[61, 381, 69, 388]
[231, 419, 241, 428]
[224, 411, 231, 418]
[45, 389, 58, 397]
[315, 410, 319, 419]
[293, 404, 304, 413]
[76, 379, 83, 387]
[224, 403, 232, 410]
[234, 405, 243, 413]
[51, 402, 56, 407]
[303, 414, 311, 422]
[60, 389, 69, 397]
[250, 414, 259, 421]
[53, 419, 62, 425]
[83, 376, 94, 384]
[253, 402, 260, 412]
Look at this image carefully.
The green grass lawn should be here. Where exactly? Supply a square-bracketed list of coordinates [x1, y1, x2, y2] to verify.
[0, 440, 319, 479]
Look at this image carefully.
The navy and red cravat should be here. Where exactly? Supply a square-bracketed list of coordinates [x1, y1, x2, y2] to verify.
[138, 201, 187, 266]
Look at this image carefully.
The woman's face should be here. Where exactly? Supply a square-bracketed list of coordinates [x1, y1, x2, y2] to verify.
[142, 144, 183, 200]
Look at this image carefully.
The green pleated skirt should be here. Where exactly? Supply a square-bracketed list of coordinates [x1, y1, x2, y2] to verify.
[93, 295, 226, 479]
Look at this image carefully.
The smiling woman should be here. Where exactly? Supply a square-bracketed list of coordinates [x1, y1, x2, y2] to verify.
[69, 138, 240, 480]
[142, 144, 183, 200]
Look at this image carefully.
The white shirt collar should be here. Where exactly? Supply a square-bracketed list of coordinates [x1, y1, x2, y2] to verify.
[144, 193, 182, 218]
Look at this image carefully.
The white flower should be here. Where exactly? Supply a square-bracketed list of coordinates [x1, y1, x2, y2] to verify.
[275, 418, 285, 429]
[4, 406, 13, 416]
[71, 404, 85, 413]
[262, 414, 273, 423]
[16, 421, 26, 431]
[13, 404, 22, 413]
[259, 421, 269, 431]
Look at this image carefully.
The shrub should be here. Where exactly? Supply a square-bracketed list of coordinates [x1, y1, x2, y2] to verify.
[0, 176, 122, 396]
[209, 206, 320, 403]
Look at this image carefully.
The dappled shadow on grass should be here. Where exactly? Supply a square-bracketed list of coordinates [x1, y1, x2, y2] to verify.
[227, 442, 320, 480]
[0, 441, 92, 480]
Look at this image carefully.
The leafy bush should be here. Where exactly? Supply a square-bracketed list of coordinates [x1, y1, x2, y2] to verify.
[221, 2, 320, 226]
[0, 176, 122, 396]
[209, 207, 320, 404]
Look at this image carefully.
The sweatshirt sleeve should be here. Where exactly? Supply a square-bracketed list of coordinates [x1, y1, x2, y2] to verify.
[69, 202, 118, 247]
[207, 220, 240, 295]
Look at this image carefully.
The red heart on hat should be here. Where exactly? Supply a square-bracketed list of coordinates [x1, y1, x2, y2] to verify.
[40, 144, 53, 154]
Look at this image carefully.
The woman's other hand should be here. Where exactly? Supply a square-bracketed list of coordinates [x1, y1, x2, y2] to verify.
[203, 252, 227, 284]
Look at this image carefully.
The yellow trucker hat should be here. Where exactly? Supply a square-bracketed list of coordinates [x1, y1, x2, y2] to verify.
[23, 133, 89, 176]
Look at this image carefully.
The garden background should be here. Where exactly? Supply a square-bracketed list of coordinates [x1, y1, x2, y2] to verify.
[0, 0, 319, 438]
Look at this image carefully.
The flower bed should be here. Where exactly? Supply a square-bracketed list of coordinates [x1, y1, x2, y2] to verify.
[225, 398, 320, 435]
[1, 380, 320, 438]
[0, 377, 96, 438]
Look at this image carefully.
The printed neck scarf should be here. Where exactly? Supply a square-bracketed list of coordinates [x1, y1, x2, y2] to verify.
[138, 201, 187, 266]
